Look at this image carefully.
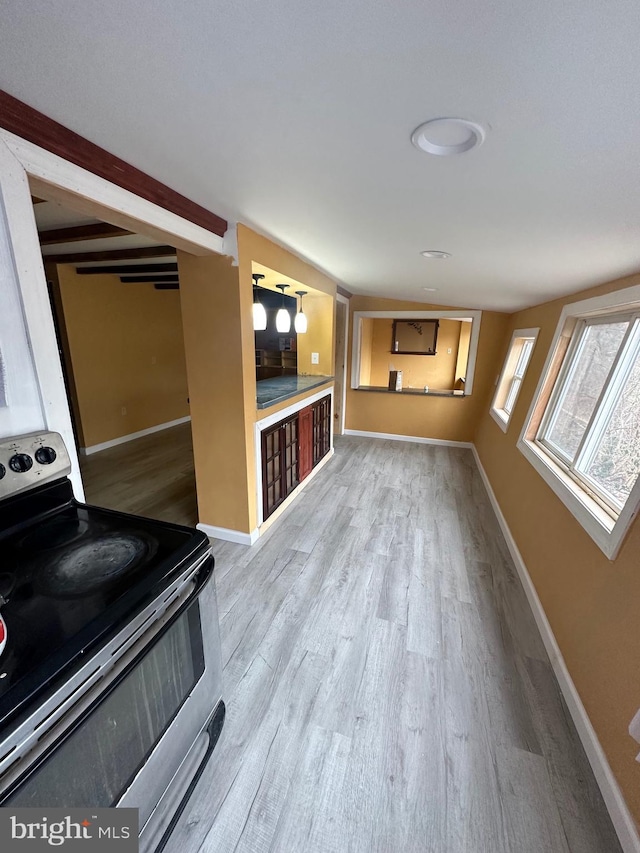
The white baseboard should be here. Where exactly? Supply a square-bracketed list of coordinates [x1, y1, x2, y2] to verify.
[80, 416, 191, 455]
[343, 428, 472, 448]
[471, 446, 640, 853]
[198, 447, 336, 547]
[197, 522, 259, 546]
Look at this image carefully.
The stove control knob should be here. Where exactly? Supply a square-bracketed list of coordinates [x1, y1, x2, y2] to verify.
[35, 446, 57, 465]
[0, 463, 5, 479]
[9, 453, 33, 473]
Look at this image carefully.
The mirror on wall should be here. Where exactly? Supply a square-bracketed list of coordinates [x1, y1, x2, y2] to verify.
[351, 310, 482, 396]
[391, 319, 439, 355]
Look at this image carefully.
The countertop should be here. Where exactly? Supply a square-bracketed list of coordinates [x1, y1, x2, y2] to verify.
[257, 374, 333, 409]
[355, 385, 466, 397]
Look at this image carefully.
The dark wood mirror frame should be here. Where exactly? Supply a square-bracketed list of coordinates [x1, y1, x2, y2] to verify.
[391, 319, 439, 355]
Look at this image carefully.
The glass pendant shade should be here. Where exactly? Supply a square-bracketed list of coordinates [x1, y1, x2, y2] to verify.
[276, 307, 291, 333]
[253, 301, 267, 331]
[294, 310, 307, 333]
[275, 283, 291, 333]
[294, 290, 308, 334]
[252, 273, 267, 331]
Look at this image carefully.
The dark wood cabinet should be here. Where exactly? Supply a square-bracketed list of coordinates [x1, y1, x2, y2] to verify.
[261, 394, 331, 521]
[261, 414, 299, 519]
[298, 405, 313, 482]
[312, 395, 331, 465]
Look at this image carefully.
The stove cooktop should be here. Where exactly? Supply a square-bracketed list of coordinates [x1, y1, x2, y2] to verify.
[0, 479, 209, 728]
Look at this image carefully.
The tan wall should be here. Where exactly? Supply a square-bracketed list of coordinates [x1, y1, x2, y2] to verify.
[296, 291, 335, 376]
[238, 224, 337, 411]
[178, 226, 338, 535]
[57, 266, 189, 448]
[455, 320, 472, 387]
[346, 295, 509, 442]
[359, 317, 374, 385]
[368, 318, 462, 390]
[178, 251, 256, 534]
[473, 271, 640, 823]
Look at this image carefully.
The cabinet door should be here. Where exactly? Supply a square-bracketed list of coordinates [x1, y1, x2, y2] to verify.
[262, 424, 284, 518]
[298, 406, 313, 481]
[312, 395, 332, 465]
[262, 416, 301, 520]
[282, 415, 300, 495]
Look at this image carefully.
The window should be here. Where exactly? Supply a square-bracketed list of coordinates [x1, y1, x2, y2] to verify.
[490, 328, 539, 431]
[518, 286, 640, 559]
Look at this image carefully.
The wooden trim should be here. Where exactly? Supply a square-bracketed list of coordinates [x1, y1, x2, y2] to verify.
[0, 89, 227, 237]
[76, 263, 178, 275]
[121, 274, 179, 283]
[43, 263, 85, 448]
[43, 246, 176, 264]
[38, 222, 130, 245]
[0, 136, 84, 500]
[337, 285, 352, 298]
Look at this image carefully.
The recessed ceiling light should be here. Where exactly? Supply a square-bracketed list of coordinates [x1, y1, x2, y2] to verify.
[422, 287, 439, 292]
[420, 250, 451, 259]
[411, 118, 485, 156]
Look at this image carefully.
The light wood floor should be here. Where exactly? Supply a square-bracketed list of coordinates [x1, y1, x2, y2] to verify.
[79, 423, 198, 527]
[168, 436, 621, 853]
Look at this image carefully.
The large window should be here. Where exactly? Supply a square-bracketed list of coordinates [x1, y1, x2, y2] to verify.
[490, 328, 538, 432]
[518, 287, 640, 559]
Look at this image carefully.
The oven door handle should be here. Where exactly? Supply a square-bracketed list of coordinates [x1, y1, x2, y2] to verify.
[159, 550, 214, 606]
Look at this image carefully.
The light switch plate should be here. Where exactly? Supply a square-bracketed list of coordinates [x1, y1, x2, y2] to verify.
[311, 352, 319, 364]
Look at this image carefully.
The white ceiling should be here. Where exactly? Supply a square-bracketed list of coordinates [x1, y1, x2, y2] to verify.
[3, 1, 640, 311]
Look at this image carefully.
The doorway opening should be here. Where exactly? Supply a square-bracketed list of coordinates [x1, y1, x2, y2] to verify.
[32, 193, 198, 526]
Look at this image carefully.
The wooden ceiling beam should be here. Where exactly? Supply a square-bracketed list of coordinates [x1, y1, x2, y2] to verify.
[39, 223, 131, 245]
[42, 245, 176, 264]
[76, 263, 178, 275]
[1, 89, 227, 237]
[120, 274, 180, 283]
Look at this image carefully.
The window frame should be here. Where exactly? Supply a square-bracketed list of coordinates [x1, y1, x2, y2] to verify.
[490, 328, 539, 432]
[517, 285, 640, 560]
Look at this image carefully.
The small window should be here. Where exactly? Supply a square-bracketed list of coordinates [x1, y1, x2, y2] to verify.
[490, 329, 538, 431]
[518, 286, 640, 559]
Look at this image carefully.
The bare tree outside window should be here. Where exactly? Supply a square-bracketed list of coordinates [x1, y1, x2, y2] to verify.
[538, 315, 640, 516]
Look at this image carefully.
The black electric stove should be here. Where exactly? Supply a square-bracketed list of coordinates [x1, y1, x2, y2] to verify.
[0, 439, 209, 731]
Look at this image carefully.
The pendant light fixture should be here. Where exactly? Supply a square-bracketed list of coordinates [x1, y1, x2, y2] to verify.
[252, 273, 267, 331]
[294, 290, 308, 334]
[275, 284, 291, 333]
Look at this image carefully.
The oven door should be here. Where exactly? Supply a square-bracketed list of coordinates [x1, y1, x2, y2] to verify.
[1, 563, 223, 852]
